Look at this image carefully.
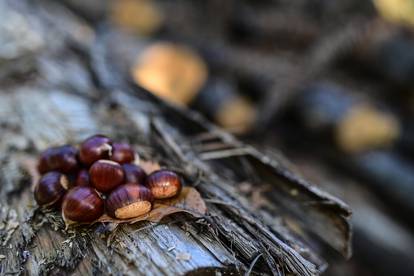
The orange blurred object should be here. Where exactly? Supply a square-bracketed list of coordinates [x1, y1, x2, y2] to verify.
[111, 0, 163, 36]
[215, 97, 257, 134]
[336, 104, 401, 153]
[374, 0, 414, 27]
[131, 42, 208, 106]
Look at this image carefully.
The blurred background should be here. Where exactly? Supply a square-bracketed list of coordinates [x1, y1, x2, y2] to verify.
[2, 0, 414, 275]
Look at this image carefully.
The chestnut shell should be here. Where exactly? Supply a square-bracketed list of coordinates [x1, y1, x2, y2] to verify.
[89, 160, 125, 192]
[79, 134, 113, 166]
[37, 145, 78, 174]
[106, 183, 153, 219]
[62, 186, 104, 223]
[75, 169, 90, 186]
[110, 143, 135, 164]
[146, 169, 182, 199]
[34, 172, 69, 207]
[122, 163, 147, 185]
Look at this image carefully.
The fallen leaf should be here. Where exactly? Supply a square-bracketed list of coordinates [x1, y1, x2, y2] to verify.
[97, 187, 207, 224]
[140, 160, 161, 174]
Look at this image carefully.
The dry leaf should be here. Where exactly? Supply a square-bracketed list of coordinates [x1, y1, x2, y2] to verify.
[97, 187, 207, 224]
[140, 160, 161, 174]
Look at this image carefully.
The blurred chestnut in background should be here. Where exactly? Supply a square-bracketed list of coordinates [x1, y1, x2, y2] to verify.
[106, 183, 153, 219]
[89, 160, 125, 192]
[146, 170, 182, 199]
[122, 163, 147, 185]
[79, 135, 113, 166]
[110, 0, 164, 36]
[37, 145, 78, 174]
[110, 143, 135, 164]
[131, 42, 207, 106]
[62, 186, 104, 223]
[34, 171, 69, 207]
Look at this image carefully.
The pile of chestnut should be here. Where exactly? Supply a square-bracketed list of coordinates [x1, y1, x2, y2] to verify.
[34, 135, 182, 223]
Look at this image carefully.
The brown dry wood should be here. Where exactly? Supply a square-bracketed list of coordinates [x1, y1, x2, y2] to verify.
[0, 1, 351, 275]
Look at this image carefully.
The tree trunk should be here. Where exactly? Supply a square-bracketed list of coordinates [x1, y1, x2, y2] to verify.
[0, 0, 351, 275]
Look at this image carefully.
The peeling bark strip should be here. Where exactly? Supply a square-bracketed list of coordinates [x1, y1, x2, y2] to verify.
[0, 0, 351, 275]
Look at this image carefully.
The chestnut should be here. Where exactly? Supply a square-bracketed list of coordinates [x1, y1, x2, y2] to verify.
[34, 172, 69, 207]
[122, 163, 147, 185]
[89, 160, 125, 192]
[37, 145, 78, 174]
[62, 186, 104, 223]
[106, 184, 153, 219]
[146, 169, 182, 199]
[110, 143, 135, 164]
[79, 135, 113, 166]
[75, 169, 90, 186]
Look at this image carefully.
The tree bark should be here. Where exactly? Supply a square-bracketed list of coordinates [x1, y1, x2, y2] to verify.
[0, 0, 351, 275]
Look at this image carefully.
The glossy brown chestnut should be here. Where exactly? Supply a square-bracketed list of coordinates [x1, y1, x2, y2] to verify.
[146, 169, 182, 199]
[62, 186, 104, 223]
[110, 143, 135, 164]
[34, 172, 69, 207]
[37, 145, 78, 174]
[106, 183, 153, 219]
[79, 135, 113, 166]
[75, 169, 90, 186]
[89, 160, 125, 192]
[122, 164, 147, 185]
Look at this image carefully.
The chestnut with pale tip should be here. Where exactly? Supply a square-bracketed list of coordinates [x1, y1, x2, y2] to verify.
[75, 169, 90, 186]
[122, 163, 147, 185]
[79, 134, 113, 166]
[62, 186, 104, 223]
[106, 183, 154, 219]
[89, 160, 125, 192]
[146, 169, 182, 199]
[110, 143, 135, 164]
[37, 145, 78, 174]
[34, 172, 69, 207]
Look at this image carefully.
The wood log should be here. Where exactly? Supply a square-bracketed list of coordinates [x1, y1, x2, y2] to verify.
[0, 1, 351, 275]
[279, 83, 414, 225]
[289, 156, 414, 276]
